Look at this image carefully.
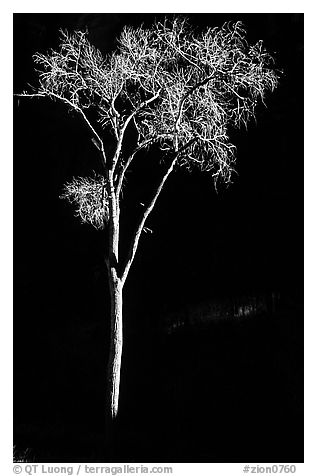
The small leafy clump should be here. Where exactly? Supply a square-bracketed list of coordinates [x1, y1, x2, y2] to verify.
[60, 174, 109, 229]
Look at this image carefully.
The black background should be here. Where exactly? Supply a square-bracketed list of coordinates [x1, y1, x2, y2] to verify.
[14, 13, 303, 463]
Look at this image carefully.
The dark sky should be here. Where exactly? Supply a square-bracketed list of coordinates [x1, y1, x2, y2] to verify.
[13, 13, 303, 461]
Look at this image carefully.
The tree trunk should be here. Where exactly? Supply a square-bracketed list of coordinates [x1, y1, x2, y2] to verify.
[107, 276, 123, 420]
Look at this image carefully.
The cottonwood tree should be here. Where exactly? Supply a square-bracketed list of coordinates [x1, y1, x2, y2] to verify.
[17, 17, 278, 420]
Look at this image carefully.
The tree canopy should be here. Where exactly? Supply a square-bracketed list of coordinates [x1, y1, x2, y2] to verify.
[21, 17, 278, 231]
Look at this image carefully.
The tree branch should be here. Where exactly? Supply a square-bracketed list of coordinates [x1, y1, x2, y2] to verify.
[112, 90, 161, 169]
[115, 139, 153, 201]
[120, 154, 178, 287]
[173, 72, 215, 144]
[16, 91, 108, 168]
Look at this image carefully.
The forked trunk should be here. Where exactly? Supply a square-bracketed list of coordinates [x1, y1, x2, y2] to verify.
[107, 277, 123, 420]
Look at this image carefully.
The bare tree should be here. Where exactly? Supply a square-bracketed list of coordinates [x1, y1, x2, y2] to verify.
[16, 17, 278, 420]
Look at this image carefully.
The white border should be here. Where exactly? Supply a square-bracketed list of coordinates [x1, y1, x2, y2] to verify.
[3, 2, 314, 475]
[7, 1, 307, 14]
